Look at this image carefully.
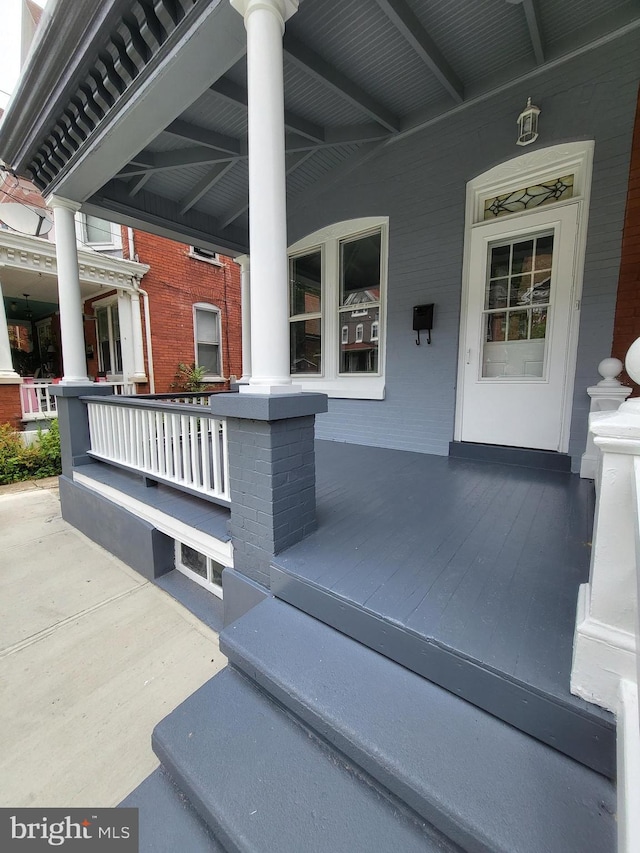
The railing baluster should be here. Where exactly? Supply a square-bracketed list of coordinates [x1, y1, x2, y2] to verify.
[82, 399, 228, 501]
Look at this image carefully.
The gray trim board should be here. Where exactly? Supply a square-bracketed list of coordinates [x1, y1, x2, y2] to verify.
[270, 565, 615, 778]
[221, 567, 270, 628]
[448, 441, 572, 471]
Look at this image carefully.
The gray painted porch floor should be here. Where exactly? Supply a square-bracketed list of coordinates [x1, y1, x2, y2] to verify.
[274, 439, 608, 725]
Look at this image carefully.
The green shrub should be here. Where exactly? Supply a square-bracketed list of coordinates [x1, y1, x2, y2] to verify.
[0, 420, 61, 485]
[170, 362, 211, 393]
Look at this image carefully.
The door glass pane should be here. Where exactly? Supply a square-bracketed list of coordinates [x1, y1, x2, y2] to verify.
[290, 251, 321, 316]
[96, 307, 111, 373]
[482, 233, 553, 378]
[290, 318, 321, 374]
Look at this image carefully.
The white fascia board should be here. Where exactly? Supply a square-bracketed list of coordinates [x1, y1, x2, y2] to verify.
[0, 229, 148, 288]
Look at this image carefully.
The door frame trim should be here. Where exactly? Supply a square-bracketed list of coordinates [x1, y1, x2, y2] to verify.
[454, 141, 595, 452]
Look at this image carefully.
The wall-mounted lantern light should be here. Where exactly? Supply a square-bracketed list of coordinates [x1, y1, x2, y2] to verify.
[516, 97, 540, 146]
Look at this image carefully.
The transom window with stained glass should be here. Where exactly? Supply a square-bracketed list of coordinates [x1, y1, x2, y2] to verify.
[483, 175, 573, 220]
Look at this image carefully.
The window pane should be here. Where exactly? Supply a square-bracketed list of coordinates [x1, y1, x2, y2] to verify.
[507, 311, 528, 341]
[512, 240, 534, 274]
[290, 319, 321, 374]
[85, 215, 111, 244]
[340, 232, 381, 307]
[339, 307, 378, 374]
[196, 310, 219, 344]
[486, 278, 508, 309]
[509, 274, 532, 306]
[197, 343, 220, 375]
[181, 544, 207, 579]
[209, 559, 224, 588]
[290, 251, 321, 316]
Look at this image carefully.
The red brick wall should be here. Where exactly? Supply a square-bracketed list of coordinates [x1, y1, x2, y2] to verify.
[612, 87, 640, 394]
[0, 384, 23, 430]
[128, 231, 242, 393]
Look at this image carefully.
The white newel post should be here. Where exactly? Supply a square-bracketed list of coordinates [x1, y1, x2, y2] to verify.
[235, 254, 252, 383]
[130, 288, 147, 382]
[0, 273, 21, 382]
[230, 0, 300, 394]
[47, 195, 90, 384]
[572, 339, 640, 715]
[580, 357, 632, 480]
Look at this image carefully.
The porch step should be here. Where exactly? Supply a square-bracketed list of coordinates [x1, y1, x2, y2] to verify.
[448, 441, 572, 471]
[271, 565, 616, 778]
[220, 597, 615, 853]
[152, 666, 457, 853]
[120, 766, 223, 852]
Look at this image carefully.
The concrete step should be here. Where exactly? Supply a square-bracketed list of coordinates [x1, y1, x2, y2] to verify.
[152, 666, 457, 853]
[120, 766, 224, 852]
[221, 597, 616, 853]
[270, 565, 615, 778]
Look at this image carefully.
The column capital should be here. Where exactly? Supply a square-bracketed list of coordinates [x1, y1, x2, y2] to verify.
[230, 0, 298, 28]
[234, 254, 250, 271]
[45, 194, 82, 213]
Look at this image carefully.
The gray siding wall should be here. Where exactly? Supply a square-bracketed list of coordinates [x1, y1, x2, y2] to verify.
[287, 33, 639, 466]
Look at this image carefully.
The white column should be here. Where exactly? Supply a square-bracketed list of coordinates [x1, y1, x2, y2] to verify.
[47, 195, 90, 384]
[580, 357, 632, 479]
[235, 254, 252, 383]
[130, 288, 147, 382]
[571, 338, 640, 713]
[230, 0, 300, 394]
[0, 274, 21, 382]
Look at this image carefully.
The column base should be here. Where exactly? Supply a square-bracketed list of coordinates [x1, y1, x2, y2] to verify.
[240, 382, 302, 395]
[571, 583, 637, 713]
[0, 372, 22, 384]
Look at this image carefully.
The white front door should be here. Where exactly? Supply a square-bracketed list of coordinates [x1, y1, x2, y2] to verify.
[459, 203, 580, 451]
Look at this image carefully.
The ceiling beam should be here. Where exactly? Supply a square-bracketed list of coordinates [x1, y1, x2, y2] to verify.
[128, 171, 152, 198]
[219, 149, 316, 230]
[283, 35, 400, 132]
[506, 0, 545, 64]
[210, 78, 325, 143]
[373, 0, 464, 103]
[163, 119, 242, 155]
[116, 125, 389, 178]
[178, 160, 238, 214]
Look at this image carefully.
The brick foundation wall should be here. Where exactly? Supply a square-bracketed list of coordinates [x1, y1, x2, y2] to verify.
[128, 231, 242, 393]
[0, 384, 23, 430]
[612, 87, 640, 394]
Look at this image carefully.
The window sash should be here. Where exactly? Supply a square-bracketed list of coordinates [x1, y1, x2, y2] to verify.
[194, 307, 222, 376]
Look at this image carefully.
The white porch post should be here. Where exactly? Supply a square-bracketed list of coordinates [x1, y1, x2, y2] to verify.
[235, 254, 252, 383]
[580, 357, 631, 479]
[129, 288, 147, 382]
[47, 195, 90, 384]
[230, 0, 300, 394]
[0, 274, 21, 382]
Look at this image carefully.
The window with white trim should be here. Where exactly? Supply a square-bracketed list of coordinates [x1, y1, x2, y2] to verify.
[288, 217, 388, 400]
[95, 301, 122, 376]
[77, 214, 122, 252]
[194, 304, 223, 378]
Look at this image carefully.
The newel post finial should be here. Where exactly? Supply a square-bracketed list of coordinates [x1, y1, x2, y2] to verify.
[621, 337, 640, 414]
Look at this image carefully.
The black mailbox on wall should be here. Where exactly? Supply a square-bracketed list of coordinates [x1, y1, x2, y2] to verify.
[413, 304, 434, 345]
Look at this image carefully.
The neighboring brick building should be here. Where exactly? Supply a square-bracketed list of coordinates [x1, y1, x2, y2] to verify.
[121, 230, 242, 394]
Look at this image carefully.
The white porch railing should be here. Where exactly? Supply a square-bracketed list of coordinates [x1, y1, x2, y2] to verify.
[20, 380, 135, 421]
[571, 338, 640, 853]
[84, 397, 229, 504]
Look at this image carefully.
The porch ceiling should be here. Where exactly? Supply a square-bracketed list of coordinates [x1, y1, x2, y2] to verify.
[0, 0, 638, 254]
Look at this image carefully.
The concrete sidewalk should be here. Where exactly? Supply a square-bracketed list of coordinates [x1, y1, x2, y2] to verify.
[0, 480, 227, 808]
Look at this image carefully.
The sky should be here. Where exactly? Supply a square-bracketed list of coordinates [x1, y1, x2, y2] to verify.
[0, 0, 47, 112]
